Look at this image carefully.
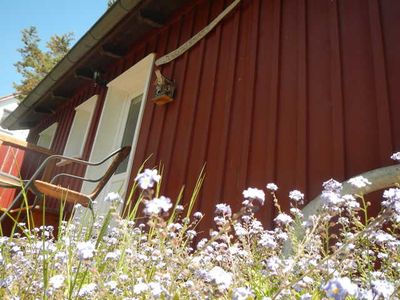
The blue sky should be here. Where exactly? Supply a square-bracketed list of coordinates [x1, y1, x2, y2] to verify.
[0, 0, 108, 96]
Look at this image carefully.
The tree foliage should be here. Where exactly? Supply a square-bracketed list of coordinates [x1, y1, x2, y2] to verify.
[13, 26, 74, 100]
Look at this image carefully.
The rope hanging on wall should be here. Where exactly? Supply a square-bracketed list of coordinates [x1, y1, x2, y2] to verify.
[155, 0, 242, 67]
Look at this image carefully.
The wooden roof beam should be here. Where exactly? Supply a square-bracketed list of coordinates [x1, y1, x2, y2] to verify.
[100, 44, 125, 59]
[138, 9, 164, 28]
[34, 106, 56, 114]
[74, 68, 94, 81]
[51, 91, 70, 101]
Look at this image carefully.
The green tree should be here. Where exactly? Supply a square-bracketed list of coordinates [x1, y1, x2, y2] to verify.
[13, 26, 74, 100]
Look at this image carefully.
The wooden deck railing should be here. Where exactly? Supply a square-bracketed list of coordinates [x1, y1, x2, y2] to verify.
[0, 132, 56, 208]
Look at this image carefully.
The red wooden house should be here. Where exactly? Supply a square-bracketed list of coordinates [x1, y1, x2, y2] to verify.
[1, 0, 399, 229]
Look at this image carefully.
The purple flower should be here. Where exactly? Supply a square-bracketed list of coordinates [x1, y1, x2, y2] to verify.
[323, 277, 357, 300]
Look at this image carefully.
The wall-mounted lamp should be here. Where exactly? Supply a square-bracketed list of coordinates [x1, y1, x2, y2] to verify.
[151, 69, 175, 105]
[93, 70, 107, 87]
[75, 68, 107, 87]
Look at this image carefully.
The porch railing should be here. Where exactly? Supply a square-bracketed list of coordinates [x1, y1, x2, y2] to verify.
[0, 132, 55, 208]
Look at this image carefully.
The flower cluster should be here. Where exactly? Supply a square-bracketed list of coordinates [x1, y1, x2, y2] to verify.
[0, 160, 399, 299]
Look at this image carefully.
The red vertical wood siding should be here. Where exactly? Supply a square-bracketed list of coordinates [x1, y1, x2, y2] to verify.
[0, 145, 25, 207]
[17, 0, 400, 229]
[131, 0, 400, 229]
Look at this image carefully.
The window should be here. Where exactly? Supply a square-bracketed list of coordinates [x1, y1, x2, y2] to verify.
[63, 95, 97, 157]
[115, 94, 143, 174]
[37, 123, 58, 149]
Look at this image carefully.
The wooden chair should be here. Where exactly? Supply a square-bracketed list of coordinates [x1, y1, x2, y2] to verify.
[0, 137, 131, 228]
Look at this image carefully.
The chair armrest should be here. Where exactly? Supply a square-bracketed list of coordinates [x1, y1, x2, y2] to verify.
[47, 147, 129, 169]
[0, 132, 54, 156]
[50, 172, 105, 185]
[56, 157, 82, 167]
[44, 147, 130, 186]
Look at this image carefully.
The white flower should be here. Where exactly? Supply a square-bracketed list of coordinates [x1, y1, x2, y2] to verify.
[105, 250, 121, 261]
[266, 256, 281, 273]
[76, 241, 96, 261]
[289, 190, 304, 203]
[49, 275, 65, 289]
[390, 152, 400, 161]
[382, 188, 400, 219]
[135, 169, 161, 190]
[300, 293, 312, 300]
[234, 223, 248, 237]
[249, 219, 264, 233]
[105, 280, 117, 290]
[215, 203, 232, 217]
[0, 237, 8, 245]
[321, 191, 345, 208]
[275, 230, 288, 241]
[323, 179, 342, 192]
[243, 188, 265, 205]
[258, 232, 277, 249]
[348, 176, 371, 188]
[303, 276, 314, 284]
[342, 194, 360, 210]
[148, 281, 164, 297]
[383, 188, 400, 201]
[185, 280, 194, 288]
[144, 196, 172, 215]
[207, 266, 232, 290]
[78, 283, 97, 297]
[232, 287, 254, 300]
[193, 211, 203, 219]
[54, 251, 67, 262]
[119, 274, 129, 281]
[266, 183, 278, 191]
[323, 277, 357, 300]
[104, 192, 123, 204]
[133, 282, 148, 294]
[372, 231, 396, 244]
[290, 207, 303, 218]
[377, 252, 388, 259]
[186, 230, 197, 239]
[371, 280, 395, 299]
[274, 213, 293, 226]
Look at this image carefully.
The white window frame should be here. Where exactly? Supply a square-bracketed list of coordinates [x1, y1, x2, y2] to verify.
[79, 53, 154, 218]
[63, 95, 98, 158]
[37, 122, 58, 149]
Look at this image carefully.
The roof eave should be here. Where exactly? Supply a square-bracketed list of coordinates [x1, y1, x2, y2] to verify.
[1, 0, 143, 130]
